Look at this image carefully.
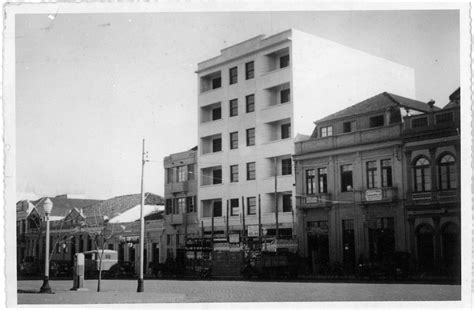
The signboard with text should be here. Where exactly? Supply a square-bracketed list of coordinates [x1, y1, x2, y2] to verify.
[229, 233, 240, 243]
[365, 189, 383, 201]
[247, 225, 259, 237]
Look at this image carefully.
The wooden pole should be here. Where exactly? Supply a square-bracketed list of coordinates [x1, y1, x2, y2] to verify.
[226, 200, 230, 241]
[258, 194, 262, 244]
[274, 157, 279, 239]
[211, 202, 215, 242]
[241, 196, 246, 241]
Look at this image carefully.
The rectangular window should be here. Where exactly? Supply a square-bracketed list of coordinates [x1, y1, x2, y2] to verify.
[306, 169, 316, 194]
[229, 99, 238, 117]
[281, 123, 291, 139]
[343, 121, 356, 133]
[341, 164, 353, 192]
[245, 61, 254, 80]
[280, 88, 290, 103]
[177, 198, 186, 214]
[366, 161, 377, 189]
[213, 200, 222, 217]
[212, 107, 221, 121]
[230, 132, 238, 150]
[282, 194, 292, 212]
[247, 162, 256, 180]
[230, 198, 239, 216]
[176, 166, 187, 182]
[187, 164, 195, 181]
[246, 94, 255, 113]
[186, 196, 195, 213]
[281, 158, 292, 175]
[318, 167, 328, 193]
[411, 116, 428, 128]
[246, 128, 255, 146]
[212, 138, 222, 152]
[435, 112, 454, 124]
[166, 168, 173, 184]
[381, 159, 393, 187]
[229, 67, 238, 85]
[230, 165, 239, 182]
[213, 169, 222, 184]
[247, 197, 257, 215]
[280, 54, 290, 68]
[165, 199, 172, 215]
[320, 126, 333, 137]
[212, 77, 221, 89]
[369, 115, 384, 128]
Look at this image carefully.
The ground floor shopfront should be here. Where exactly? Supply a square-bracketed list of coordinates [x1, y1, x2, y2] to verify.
[406, 202, 460, 276]
[297, 202, 407, 274]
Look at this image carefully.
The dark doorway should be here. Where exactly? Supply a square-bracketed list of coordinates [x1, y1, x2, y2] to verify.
[442, 223, 460, 275]
[118, 243, 125, 262]
[342, 219, 356, 273]
[416, 224, 434, 270]
[307, 221, 329, 274]
[368, 217, 395, 262]
[129, 246, 136, 265]
[152, 243, 160, 264]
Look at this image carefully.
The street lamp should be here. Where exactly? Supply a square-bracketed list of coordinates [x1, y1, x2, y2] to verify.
[40, 198, 53, 293]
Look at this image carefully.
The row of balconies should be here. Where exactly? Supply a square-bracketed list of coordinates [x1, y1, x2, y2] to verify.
[296, 187, 459, 210]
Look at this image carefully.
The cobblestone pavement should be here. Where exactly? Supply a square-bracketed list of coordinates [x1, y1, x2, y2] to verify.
[17, 279, 461, 304]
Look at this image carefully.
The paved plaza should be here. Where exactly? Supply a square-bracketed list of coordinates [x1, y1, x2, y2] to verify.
[17, 279, 461, 304]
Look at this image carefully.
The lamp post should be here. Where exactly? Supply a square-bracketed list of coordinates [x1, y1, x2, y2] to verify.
[137, 138, 146, 292]
[40, 198, 53, 293]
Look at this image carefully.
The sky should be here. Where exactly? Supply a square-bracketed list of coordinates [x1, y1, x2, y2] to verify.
[15, 10, 460, 200]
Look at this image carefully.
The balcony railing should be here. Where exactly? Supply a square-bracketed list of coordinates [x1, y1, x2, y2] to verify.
[295, 124, 401, 154]
[355, 187, 398, 204]
[296, 193, 332, 209]
[407, 189, 459, 205]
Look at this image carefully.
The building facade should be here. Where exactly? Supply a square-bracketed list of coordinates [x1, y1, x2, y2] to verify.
[163, 147, 199, 262]
[195, 29, 416, 241]
[402, 88, 460, 275]
[294, 92, 435, 274]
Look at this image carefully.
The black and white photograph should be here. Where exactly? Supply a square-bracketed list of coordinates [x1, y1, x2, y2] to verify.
[3, 1, 472, 308]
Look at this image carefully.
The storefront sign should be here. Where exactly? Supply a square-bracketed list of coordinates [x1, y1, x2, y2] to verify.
[229, 233, 240, 243]
[247, 225, 259, 237]
[119, 236, 139, 243]
[306, 196, 321, 204]
[365, 189, 383, 201]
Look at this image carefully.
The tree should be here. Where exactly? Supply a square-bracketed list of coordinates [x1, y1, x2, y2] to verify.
[78, 214, 124, 292]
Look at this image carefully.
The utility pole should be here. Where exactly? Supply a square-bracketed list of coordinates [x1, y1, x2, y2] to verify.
[241, 196, 246, 242]
[274, 157, 279, 239]
[137, 139, 146, 293]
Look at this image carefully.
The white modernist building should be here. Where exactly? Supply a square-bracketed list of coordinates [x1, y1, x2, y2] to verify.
[195, 29, 415, 239]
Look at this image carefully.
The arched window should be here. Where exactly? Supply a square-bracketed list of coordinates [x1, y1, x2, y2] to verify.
[414, 157, 431, 192]
[439, 154, 457, 190]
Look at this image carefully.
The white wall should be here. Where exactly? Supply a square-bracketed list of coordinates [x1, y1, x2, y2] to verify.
[291, 29, 416, 137]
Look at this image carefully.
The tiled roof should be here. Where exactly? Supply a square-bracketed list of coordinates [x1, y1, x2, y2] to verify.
[33, 196, 101, 218]
[144, 210, 164, 221]
[315, 92, 438, 124]
[82, 193, 164, 222]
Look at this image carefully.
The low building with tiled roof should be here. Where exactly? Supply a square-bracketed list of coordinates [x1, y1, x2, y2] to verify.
[82, 193, 164, 225]
[311, 92, 438, 138]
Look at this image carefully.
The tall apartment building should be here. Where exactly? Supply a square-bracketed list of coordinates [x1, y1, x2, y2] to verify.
[196, 29, 415, 241]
